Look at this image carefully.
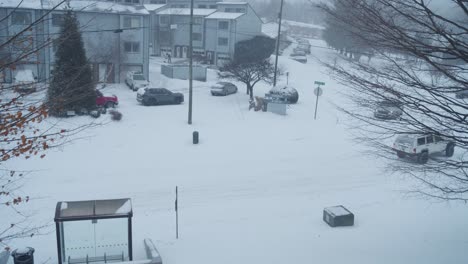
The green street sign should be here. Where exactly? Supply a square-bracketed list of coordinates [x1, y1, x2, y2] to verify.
[314, 81, 325, 86]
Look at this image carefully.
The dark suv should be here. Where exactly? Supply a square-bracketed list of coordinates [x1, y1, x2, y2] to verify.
[137, 88, 184, 106]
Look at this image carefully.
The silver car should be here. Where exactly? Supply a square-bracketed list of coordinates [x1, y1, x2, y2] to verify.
[210, 82, 238, 96]
[374, 100, 403, 120]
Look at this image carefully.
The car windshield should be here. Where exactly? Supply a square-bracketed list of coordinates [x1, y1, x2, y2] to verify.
[395, 135, 414, 145]
[133, 75, 145, 81]
[379, 100, 401, 107]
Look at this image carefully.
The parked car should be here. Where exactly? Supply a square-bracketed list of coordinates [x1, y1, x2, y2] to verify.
[373, 100, 403, 120]
[13, 69, 37, 94]
[290, 56, 307, 64]
[96, 89, 118, 108]
[393, 133, 455, 164]
[290, 50, 306, 57]
[267, 85, 299, 104]
[137, 87, 184, 106]
[210, 82, 238, 96]
[125, 71, 149, 91]
[455, 89, 468, 99]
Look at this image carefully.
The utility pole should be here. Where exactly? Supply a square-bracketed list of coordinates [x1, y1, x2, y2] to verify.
[188, 0, 194, 125]
[273, 0, 284, 87]
[175, 186, 179, 239]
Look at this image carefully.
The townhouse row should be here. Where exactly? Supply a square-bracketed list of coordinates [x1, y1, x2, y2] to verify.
[0, 0, 264, 83]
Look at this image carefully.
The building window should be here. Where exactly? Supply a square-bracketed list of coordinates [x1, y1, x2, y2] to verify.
[125, 0, 140, 3]
[123, 16, 140, 28]
[124, 42, 140, 53]
[225, 8, 235, 12]
[150, 0, 165, 3]
[235, 8, 246, 13]
[52, 14, 64, 27]
[52, 39, 59, 52]
[159, 15, 169, 25]
[218, 37, 228, 46]
[11, 11, 31, 25]
[159, 30, 170, 44]
[209, 5, 217, 8]
[218, 21, 228, 30]
[193, 17, 202, 24]
[198, 4, 206, 8]
[192, 33, 201, 41]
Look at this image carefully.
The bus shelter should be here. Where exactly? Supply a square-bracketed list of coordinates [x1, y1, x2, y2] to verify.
[54, 198, 133, 264]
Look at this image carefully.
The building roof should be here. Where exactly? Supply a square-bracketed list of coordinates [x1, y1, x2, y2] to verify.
[55, 198, 133, 221]
[0, 0, 42, 9]
[144, 4, 166, 12]
[157, 8, 216, 16]
[205, 11, 244, 19]
[216, 2, 247, 4]
[0, 0, 150, 15]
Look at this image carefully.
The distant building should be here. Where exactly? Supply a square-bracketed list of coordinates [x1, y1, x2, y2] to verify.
[0, 0, 150, 83]
[149, 0, 264, 66]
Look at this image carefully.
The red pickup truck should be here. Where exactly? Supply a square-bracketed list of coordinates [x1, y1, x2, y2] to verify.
[96, 90, 118, 108]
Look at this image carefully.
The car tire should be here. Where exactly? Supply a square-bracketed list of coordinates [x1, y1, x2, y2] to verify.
[417, 151, 429, 164]
[445, 143, 455, 157]
[105, 102, 115, 108]
[397, 151, 406, 158]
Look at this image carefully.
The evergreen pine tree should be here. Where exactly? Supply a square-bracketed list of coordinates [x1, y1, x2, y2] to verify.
[48, 11, 95, 116]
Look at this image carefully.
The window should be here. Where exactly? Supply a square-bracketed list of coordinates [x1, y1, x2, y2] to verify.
[225, 8, 235, 12]
[159, 16, 169, 25]
[52, 14, 64, 27]
[193, 17, 202, 24]
[150, 0, 165, 3]
[192, 33, 201, 41]
[417, 137, 426, 146]
[218, 37, 228, 46]
[124, 42, 140, 53]
[209, 5, 217, 8]
[435, 135, 443, 142]
[198, 4, 206, 8]
[11, 11, 31, 25]
[125, 0, 140, 3]
[123, 16, 140, 28]
[218, 21, 229, 30]
[235, 8, 246, 13]
[426, 136, 434, 144]
[52, 39, 59, 52]
[159, 30, 170, 44]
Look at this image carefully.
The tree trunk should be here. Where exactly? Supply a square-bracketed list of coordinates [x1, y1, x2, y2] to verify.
[248, 85, 253, 100]
[246, 85, 250, 95]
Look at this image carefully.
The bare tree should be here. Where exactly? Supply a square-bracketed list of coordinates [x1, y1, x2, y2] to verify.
[318, 0, 468, 201]
[219, 59, 278, 100]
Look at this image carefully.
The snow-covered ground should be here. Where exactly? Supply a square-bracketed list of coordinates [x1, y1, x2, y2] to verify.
[4, 39, 468, 264]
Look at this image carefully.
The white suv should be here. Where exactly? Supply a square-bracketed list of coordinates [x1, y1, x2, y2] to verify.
[393, 134, 455, 164]
[125, 71, 149, 91]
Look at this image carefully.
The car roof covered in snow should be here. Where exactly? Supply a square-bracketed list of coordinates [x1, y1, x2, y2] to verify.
[205, 12, 244, 20]
[55, 198, 132, 221]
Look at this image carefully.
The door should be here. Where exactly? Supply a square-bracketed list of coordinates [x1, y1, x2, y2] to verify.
[182, 46, 187, 58]
[98, 64, 107, 82]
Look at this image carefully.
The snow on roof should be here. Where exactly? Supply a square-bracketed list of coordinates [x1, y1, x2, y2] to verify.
[2, 0, 149, 15]
[144, 4, 166, 11]
[205, 12, 244, 19]
[325, 205, 352, 216]
[216, 2, 247, 4]
[55, 198, 133, 220]
[282, 19, 325, 30]
[157, 8, 216, 16]
[0, 0, 42, 9]
[262, 22, 279, 38]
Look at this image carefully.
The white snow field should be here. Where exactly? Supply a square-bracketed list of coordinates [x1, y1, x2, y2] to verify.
[4, 39, 468, 264]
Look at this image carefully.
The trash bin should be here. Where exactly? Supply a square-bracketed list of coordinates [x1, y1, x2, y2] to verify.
[11, 248, 34, 264]
[193, 131, 199, 144]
